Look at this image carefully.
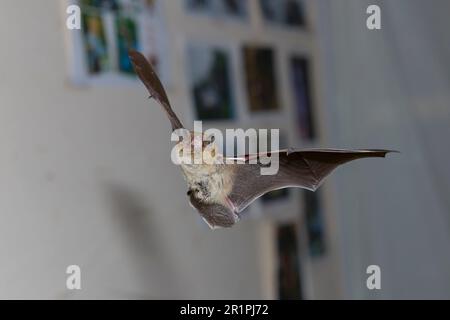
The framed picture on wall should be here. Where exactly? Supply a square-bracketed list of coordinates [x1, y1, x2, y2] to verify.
[290, 56, 315, 140]
[184, 0, 248, 20]
[186, 43, 236, 121]
[81, 6, 110, 75]
[115, 14, 139, 74]
[243, 46, 280, 112]
[303, 190, 326, 257]
[259, 0, 306, 28]
[276, 223, 303, 299]
[67, 0, 170, 85]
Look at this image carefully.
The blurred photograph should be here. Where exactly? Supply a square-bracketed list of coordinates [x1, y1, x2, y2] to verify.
[116, 15, 139, 74]
[81, 11, 109, 74]
[243, 46, 279, 112]
[290, 56, 315, 140]
[187, 44, 235, 120]
[259, 0, 305, 27]
[277, 223, 303, 299]
[185, 0, 214, 14]
[217, 0, 248, 18]
[74, 0, 165, 83]
[185, 0, 248, 19]
[81, 0, 120, 10]
[303, 191, 325, 257]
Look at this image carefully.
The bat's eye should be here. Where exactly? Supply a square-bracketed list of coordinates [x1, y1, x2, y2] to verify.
[187, 190, 192, 196]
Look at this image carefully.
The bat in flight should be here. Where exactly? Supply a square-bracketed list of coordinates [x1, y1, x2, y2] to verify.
[129, 49, 394, 229]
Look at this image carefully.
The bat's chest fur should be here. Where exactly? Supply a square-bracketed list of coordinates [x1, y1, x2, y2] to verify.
[180, 164, 233, 203]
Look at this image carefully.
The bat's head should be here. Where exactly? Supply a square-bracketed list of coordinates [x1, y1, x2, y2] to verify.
[174, 131, 222, 166]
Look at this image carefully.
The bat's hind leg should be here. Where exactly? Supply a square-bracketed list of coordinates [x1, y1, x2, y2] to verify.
[225, 196, 240, 223]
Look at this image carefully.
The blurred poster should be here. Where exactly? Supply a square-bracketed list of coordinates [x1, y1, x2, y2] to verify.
[187, 44, 235, 120]
[185, 0, 213, 12]
[81, 9, 109, 74]
[290, 56, 315, 140]
[81, 0, 120, 10]
[277, 223, 303, 300]
[185, 0, 248, 19]
[259, 0, 305, 27]
[218, 0, 247, 17]
[303, 191, 325, 257]
[116, 15, 138, 74]
[70, 0, 169, 85]
[243, 46, 280, 112]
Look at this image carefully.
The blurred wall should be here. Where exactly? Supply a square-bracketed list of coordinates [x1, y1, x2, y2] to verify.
[316, 0, 450, 299]
[1, 0, 449, 300]
[0, 0, 271, 299]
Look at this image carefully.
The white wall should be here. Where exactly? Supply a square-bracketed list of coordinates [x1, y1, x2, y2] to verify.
[0, 0, 269, 299]
[316, 0, 450, 299]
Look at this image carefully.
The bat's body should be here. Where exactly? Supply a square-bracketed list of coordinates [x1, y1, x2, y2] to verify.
[129, 49, 394, 229]
[182, 162, 239, 228]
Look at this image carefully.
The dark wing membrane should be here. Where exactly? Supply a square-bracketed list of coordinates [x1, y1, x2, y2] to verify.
[128, 49, 183, 131]
[228, 149, 393, 213]
[189, 194, 238, 229]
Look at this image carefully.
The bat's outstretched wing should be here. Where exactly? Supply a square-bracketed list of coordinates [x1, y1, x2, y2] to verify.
[227, 149, 393, 213]
[128, 49, 183, 131]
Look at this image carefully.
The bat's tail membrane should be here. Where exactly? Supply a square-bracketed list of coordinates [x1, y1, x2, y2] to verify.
[128, 49, 184, 131]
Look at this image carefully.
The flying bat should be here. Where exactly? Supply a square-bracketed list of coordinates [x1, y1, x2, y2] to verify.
[129, 49, 394, 229]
